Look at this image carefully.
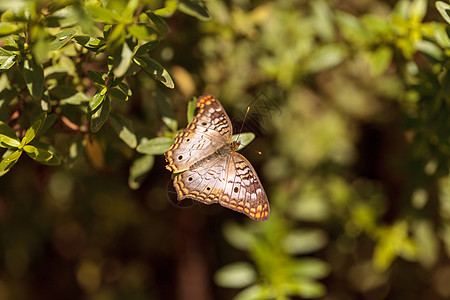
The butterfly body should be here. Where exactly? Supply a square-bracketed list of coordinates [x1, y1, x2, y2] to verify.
[164, 95, 270, 221]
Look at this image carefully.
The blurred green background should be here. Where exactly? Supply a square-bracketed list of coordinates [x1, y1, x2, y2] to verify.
[1, 0, 450, 299]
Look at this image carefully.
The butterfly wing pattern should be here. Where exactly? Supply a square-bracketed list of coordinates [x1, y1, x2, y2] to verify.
[164, 94, 270, 221]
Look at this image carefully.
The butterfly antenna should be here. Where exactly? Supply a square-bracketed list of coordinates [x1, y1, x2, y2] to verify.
[236, 106, 250, 142]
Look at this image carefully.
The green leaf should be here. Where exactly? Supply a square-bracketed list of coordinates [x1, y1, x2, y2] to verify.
[222, 221, 256, 251]
[135, 41, 160, 57]
[214, 262, 256, 288]
[91, 96, 111, 133]
[436, 1, 450, 25]
[134, 56, 174, 88]
[2, 149, 22, 163]
[73, 35, 107, 52]
[67, 138, 83, 168]
[107, 23, 126, 50]
[0, 22, 21, 37]
[21, 59, 44, 100]
[154, 0, 179, 17]
[311, 0, 334, 42]
[0, 135, 20, 148]
[50, 86, 90, 105]
[23, 144, 36, 153]
[0, 149, 21, 174]
[234, 285, 269, 300]
[367, 46, 393, 76]
[85, 5, 122, 23]
[433, 23, 450, 48]
[282, 229, 328, 255]
[23, 112, 47, 145]
[26, 142, 60, 165]
[305, 44, 347, 73]
[88, 70, 106, 86]
[128, 24, 159, 41]
[285, 279, 326, 299]
[178, 0, 212, 21]
[409, 0, 427, 22]
[136, 136, 173, 155]
[186, 97, 197, 124]
[415, 40, 444, 61]
[109, 113, 137, 148]
[89, 91, 106, 111]
[145, 11, 170, 35]
[109, 87, 129, 101]
[25, 146, 53, 162]
[112, 41, 134, 77]
[155, 90, 177, 131]
[50, 29, 77, 51]
[232, 132, 255, 151]
[0, 47, 16, 71]
[414, 220, 439, 268]
[0, 121, 19, 147]
[289, 258, 330, 279]
[128, 155, 155, 190]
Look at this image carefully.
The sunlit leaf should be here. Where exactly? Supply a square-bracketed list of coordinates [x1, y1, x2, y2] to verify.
[134, 56, 174, 88]
[135, 41, 160, 57]
[85, 4, 122, 23]
[0, 149, 21, 174]
[236, 284, 274, 300]
[0, 22, 21, 37]
[50, 29, 77, 51]
[89, 91, 106, 111]
[0, 135, 20, 148]
[178, 0, 211, 21]
[136, 136, 173, 155]
[23, 112, 47, 145]
[90, 96, 111, 133]
[232, 132, 255, 151]
[186, 97, 197, 124]
[0, 121, 19, 148]
[367, 46, 393, 76]
[289, 258, 330, 279]
[409, 0, 427, 22]
[282, 229, 328, 255]
[222, 221, 256, 251]
[73, 35, 107, 52]
[109, 113, 137, 148]
[305, 44, 347, 73]
[214, 262, 256, 288]
[112, 41, 134, 77]
[25, 145, 53, 162]
[128, 155, 155, 189]
[154, 0, 178, 17]
[0, 47, 16, 71]
[128, 24, 159, 41]
[436, 1, 450, 25]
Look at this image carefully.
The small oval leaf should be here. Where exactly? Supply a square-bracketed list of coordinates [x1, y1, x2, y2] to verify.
[136, 136, 173, 155]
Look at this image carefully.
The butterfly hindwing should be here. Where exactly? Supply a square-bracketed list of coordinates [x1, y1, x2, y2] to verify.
[219, 152, 270, 221]
[173, 155, 227, 205]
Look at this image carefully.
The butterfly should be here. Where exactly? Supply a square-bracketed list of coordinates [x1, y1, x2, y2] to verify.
[164, 94, 270, 221]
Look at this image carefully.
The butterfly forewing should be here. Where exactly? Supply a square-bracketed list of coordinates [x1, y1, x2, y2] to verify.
[165, 95, 232, 173]
[165, 94, 270, 221]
